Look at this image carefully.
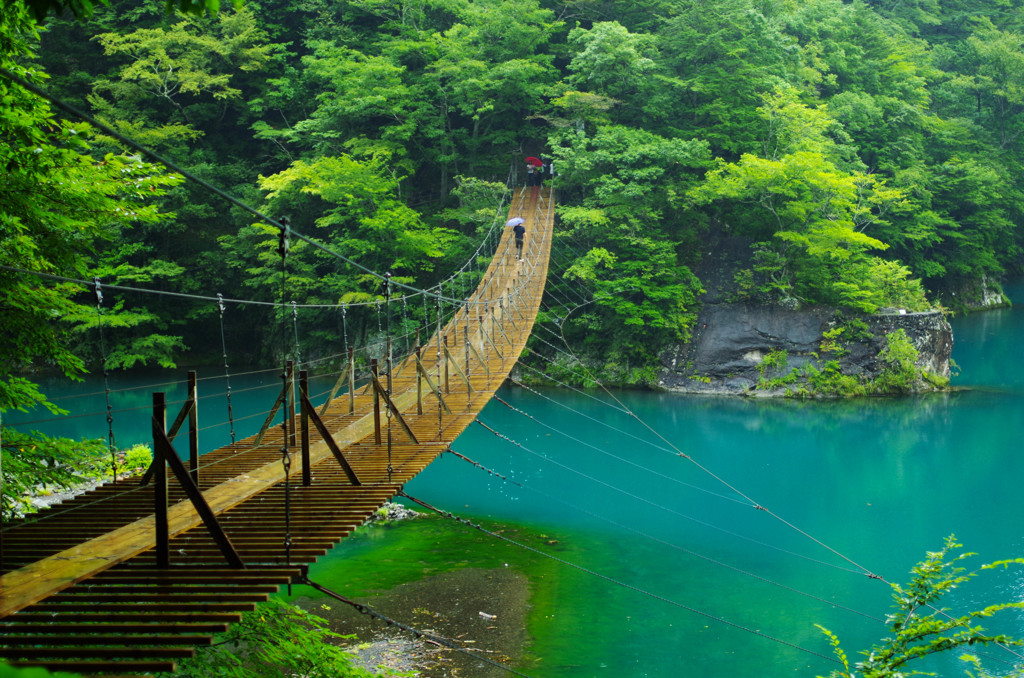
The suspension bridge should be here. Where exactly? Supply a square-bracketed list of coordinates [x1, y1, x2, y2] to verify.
[0, 185, 555, 676]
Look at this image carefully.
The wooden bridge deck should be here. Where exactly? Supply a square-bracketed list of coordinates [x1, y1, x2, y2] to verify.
[0, 186, 555, 675]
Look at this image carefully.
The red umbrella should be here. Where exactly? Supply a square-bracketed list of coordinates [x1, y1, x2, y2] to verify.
[525, 156, 542, 167]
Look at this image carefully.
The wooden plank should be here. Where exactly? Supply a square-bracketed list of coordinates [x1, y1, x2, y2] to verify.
[5, 660, 178, 673]
[1, 635, 214, 646]
[0, 623, 227, 634]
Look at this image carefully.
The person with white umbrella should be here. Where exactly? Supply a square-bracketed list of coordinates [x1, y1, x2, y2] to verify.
[506, 217, 526, 260]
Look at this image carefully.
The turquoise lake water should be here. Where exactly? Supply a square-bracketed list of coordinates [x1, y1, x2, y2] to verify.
[400, 295, 1024, 676]
[7, 290, 1024, 676]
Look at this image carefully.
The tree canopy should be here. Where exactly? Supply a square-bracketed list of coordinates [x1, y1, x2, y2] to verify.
[2, 0, 1023, 400]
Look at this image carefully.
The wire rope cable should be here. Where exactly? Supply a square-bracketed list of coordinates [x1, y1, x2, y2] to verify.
[444, 446, 885, 623]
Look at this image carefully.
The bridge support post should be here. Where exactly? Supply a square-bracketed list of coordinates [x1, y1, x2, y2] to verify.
[464, 318, 471, 383]
[348, 348, 355, 414]
[152, 393, 170, 569]
[138, 377, 198, 487]
[443, 335, 450, 394]
[299, 370, 311, 487]
[415, 346, 423, 415]
[285, 360, 296, 448]
[371, 359, 382, 445]
[187, 371, 198, 486]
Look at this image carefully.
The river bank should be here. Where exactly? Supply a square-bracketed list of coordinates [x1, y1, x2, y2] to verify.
[295, 565, 531, 677]
[278, 505, 573, 677]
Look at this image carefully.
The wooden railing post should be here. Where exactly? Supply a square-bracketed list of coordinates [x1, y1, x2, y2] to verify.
[371, 359, 382, 445]
[415, 346, 424, 415]
[285, 360, 296, 448]
[152, 393, 169, 569]
[299, 370, 311, 487]
[464, 314, 471, 381]
[347, 348, 355, 414]
[187, 371, 199, 486]
[443, 335, 450, 394]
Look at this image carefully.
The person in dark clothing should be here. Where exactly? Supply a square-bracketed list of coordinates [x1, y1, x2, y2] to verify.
[513, 222, 526, 260]
[525, 156, 543, 196]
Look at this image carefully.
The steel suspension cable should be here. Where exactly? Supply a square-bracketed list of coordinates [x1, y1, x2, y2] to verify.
[444, 447, 884, 623]
[216, 294, 237, 445]
[92, 278, 118, 482]
[473, 418, 864, 576]
[490, 395, 746, 506]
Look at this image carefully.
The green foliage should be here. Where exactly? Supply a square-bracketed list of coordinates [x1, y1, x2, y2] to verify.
[818, 536, 1024, 678]
[0, 661, 83, 677]
[549, 122, 709, 364]
[871, 328, 922, 394]
[22, 0, 235, 23]
[119, 442, 152, 475]
[1, 428, 107, 519]
[1, 435, 150, 520]
[158, 599, 392, 677]
[820, 327, 850, 357]
[89, 7, 284, 138]
[566, 21, 658, 105]
[756, 349, 800, 390]
[688, 86, 933, 315]
[759, 348, 789, 375]
[803, 360, 865, 396]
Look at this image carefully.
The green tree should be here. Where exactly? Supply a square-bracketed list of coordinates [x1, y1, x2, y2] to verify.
[656, 0, 802, 156]
[548, 123, 710, 365]
[217, 152, 458, 357]
[688, 87, 929, 313]
[1, 0, 182, 516]
[565, 21, 657, 105]
[818, 536, 1024, 678]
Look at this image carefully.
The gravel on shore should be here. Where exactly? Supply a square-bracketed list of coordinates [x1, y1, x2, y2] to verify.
[296, 565, 532, 677]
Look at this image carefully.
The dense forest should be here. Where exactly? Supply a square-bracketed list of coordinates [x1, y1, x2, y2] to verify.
[2, 0, 1024, 494]
[6, 0, 1024, 372]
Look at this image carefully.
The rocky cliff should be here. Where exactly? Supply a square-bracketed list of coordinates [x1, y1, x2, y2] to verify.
[656, 236, 953, 396]
[657, 304, 952, 395]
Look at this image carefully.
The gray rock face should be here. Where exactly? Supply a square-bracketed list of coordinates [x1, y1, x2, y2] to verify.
[657, 304, 952, 395]
[657, 233, 954, 395]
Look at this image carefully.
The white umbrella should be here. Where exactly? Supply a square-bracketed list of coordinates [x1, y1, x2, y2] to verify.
[506, 217, 524, 227]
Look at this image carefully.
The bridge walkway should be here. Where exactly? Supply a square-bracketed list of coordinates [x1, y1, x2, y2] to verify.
[0, 186, 555, 676]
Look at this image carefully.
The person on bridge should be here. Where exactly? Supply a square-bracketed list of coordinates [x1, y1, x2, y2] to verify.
[510, 219, 526, 260]
[525, 156, 543, 198]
